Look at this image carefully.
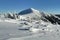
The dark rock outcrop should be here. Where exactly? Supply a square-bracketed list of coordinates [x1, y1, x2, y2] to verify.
[42, 14, 60, 24]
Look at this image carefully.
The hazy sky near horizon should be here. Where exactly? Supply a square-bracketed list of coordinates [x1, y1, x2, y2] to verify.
[0, 0, 60, 14]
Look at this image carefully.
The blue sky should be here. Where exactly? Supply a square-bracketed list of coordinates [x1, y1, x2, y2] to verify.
[0, 0, 60, 14]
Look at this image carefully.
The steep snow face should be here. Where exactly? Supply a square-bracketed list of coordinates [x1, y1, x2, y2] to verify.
[18, 8, 42, 18]
[18, 8, 40, 15]
[18, 8, 33, 15]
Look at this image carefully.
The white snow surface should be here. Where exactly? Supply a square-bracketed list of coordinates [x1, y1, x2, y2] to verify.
[0, 17, 60, 40]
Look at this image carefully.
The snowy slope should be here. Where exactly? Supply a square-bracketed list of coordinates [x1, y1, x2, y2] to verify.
[0, 8, 60, 40]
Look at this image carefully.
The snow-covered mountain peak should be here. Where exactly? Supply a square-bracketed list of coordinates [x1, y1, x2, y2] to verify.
[18, 8, 40, 15]
[30, 8, 35, 10]
[30, 8, 39, 12]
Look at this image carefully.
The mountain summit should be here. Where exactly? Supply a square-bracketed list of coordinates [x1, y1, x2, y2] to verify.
[18, 8, 40, 15]
[18, 8, 43, 18]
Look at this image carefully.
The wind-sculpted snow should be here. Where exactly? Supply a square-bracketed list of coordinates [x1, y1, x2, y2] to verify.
[0, 15, 60, 40]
